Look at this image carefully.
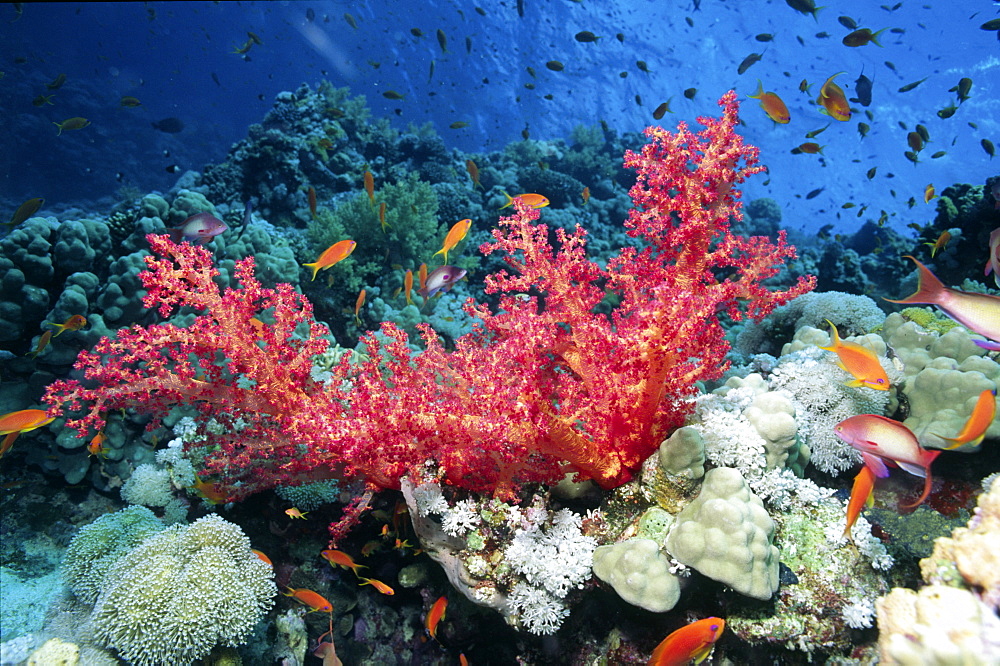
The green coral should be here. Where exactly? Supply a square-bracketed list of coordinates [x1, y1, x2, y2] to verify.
[899, 306, 959, 335]
[89, 514, 275, 666]
[62, 506, 166, 605]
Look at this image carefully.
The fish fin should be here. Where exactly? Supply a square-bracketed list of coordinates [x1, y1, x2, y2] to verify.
[973, 338, 1000, 351]
[900, 470, 933, 509]
[896, 461, 927, 478]
[843, 377, 864, 388]
[884, 255, 945, 305]
[860, 453, 890, 478]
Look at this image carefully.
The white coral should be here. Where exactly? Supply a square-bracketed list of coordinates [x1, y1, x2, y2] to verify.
[842, 595, 875, 629]
[441, 499, 480, 537]
[506, 582, 569, 635]
[505, 509, 596, 599]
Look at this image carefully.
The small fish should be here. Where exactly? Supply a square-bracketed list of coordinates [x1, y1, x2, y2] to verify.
[166, 212, 228, 245]
[32, 94, 54, 106]
[410, 27, 423, 37]
[251, 549, 273, 567]
[118, 95, 141, 107]
[683, 87, 697, 99]
[819, 320, 890, 391]
[915, 124, 930, 143]
[923, 184, 937, 205]
[737, 52, 763, 75]
[842, 27, 886, 47]
[833, 415, 940, 508]
[930, 150, 947, 159]
[418, 263, 428, 293]
[285, 507, 308, 519]
[436, 28, 448, 53]
[581, 186, 590, 204]
[500, 192, 549, 209]
[843, 464, 876, 541]
[433, 218, 472, 265]
[87, 431, 109, 458]
[853, 71, 873, 107]
[748, 80, 790, 123]
[49, 314, 87, 337]
[419, 266, 467, 299]
[755, 33, 774, 42]
[0, 409, 55, 435]
[838, 16, 859, 29]
[7, 197, 43, 227]
[933, 389, 996, 450]
[799, 79, 812, 93]
[816, 72, 851, 121]
[936, 105, 958, 119]
[308, 186, 317, 219]
[191, 475, 229, 504]
[46, 73, 66, 90]
[546, 60, 564, 72]
[797, 142, 824, 154]
[359, 577, 394, 595]
[984, 139, 996, 159]
[303, 240, 357, 281]
[951, 77, 972, 103]
[897, 77, 928, 93]
[321, 549, 368, 577]
[382, 90, 405, 100]
[575, 31, 600, 42]
[165, 164, 181, 174]
[284, 586, 333, 613]
[636, 60, 651, 73]
[465, 159, 482, 190]
[805, 187, 824, 199]
[425, 596, 448, 641]
[652, 100, 672, 120]
[343, 13, 357, 29]
[403, 269, 414, 305]
[378, 202, 388, 232]
[449, 121, 469, 129]
[53, 117, 90, 135]
[980, 18, 1000, 31]
[804, 123, 830, 139]
[906, 132, 924, 153]
[649, 617, 726, 666]
[785, 0, 822, 19]
[150, 117, 184, 133]
[364, 171, 375, 207]
[354, 288, 366, 325]
[887, 256, 1000, 350]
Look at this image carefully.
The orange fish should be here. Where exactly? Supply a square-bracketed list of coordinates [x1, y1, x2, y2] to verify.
[819, 320, 890, 390]
[26, 329, 54, 358]
[933, 388, 996, 450]
[425, 596, 447, 641]
[833, 414, 941, 508]
[285, 507, 308, 519]
[887, 255, 1000, 350]
[924, 184, 937, 204]
[251, 549, 273, 567]
[748, 80, 790, 123]
[581, 186, 590, 204]
[432, 218, 471, 264]
[843, 464, 876, 541]
[648, 617, 725, 666]
[403, 269, 414, 305]
[378, 201, 388, 232]
[87, 431, 109, 458]
[303, 240, 357, 281]
[308, 186, 318, 219]
[418, 263, 428, 294]
[500, 192, 549, 209]
[797, 142, 825, 154]
[923, 230, 950, 257]
[354, 288, 366, 325]
[816, 72, 852, 121]
[321, 549, 367, 577]
[465, 159, 482, 190]
[191, 475, 229, 504]
[359, 577, 394, 595]
[0, 408, 55, 459]
[284, 586, 333, 613]
[49, 314, 87, 337]
[364, 171, 375, 208]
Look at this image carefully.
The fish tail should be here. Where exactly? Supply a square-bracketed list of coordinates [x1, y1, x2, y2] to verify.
[900, 469, 933, 509]
[499, 191, 513, 209]
[818, 319, 840, 351]
[302, 262, 320, 281]
[870, 27, 887, 47]
[750, 79, 764, 99]
[884, 256, 945, 305]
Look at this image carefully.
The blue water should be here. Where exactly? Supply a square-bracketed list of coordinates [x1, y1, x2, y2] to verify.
[1, 0, 997, 234]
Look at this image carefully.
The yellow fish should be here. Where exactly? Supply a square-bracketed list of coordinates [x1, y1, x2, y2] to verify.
[819, 320, 890, 390]
[432, 218, 471, 265]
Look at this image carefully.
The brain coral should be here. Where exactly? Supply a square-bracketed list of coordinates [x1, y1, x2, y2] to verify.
[89, 514, 276, 666]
